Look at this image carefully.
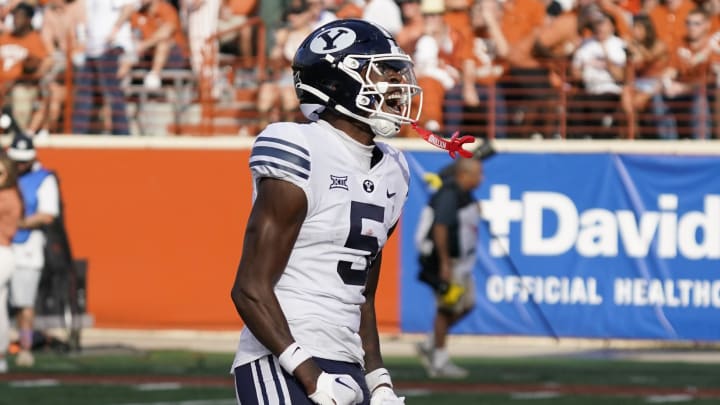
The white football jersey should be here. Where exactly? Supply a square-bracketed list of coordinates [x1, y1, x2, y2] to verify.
[232, 120, 409, 370]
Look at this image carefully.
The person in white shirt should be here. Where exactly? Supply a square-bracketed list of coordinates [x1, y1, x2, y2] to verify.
[362, 0, 402, 35]
[71, 0, 138, 135]
[570, 11, 626, 138]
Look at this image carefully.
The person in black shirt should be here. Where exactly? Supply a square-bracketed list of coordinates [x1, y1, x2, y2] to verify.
[414, 157, 483, 378]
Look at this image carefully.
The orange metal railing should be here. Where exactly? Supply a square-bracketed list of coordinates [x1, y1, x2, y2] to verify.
[199, 16, 266, 136]
[434, 59, 717, 141]
[4, 27, 716, 139]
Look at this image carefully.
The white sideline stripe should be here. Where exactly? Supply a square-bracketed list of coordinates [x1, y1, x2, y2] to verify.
[645, 394, 694, 403]
[9, 135, 720, 155]
[134, 382, 183, 391]
[111, 400, 236, 405]
[9, 379, 60, 387]
[510, 391, 563, 400]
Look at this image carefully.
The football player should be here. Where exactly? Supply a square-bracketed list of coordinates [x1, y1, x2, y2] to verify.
[230, 19, 422, 405]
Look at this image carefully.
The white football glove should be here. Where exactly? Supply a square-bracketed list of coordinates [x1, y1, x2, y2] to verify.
[370, 386, 405, 405]
[308, 372, 364, 405]
[366, 368, 404, 405]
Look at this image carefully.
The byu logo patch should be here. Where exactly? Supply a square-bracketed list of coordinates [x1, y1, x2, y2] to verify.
[363, 180, 375, 193]
[309, 28, 357, 54]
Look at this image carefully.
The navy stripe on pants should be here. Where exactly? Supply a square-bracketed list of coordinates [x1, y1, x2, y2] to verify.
[234, 356, 371, 405]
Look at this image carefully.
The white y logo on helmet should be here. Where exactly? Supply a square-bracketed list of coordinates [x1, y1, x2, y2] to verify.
[309, 28, 357, 54]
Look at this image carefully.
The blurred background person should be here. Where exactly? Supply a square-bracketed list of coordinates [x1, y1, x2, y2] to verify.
[307, 0, 336, 28]
[444, 0, 508, 138]
[0, 3, 52, 129]
[0, 154, 22, 374]
[181, 0, 220, 97]
[120, 0, 190, 89]
[333, 0, 364, 19]
[362, 0, 402, 35]
[650, 0, 693, 60]
[255, 0, 311, 131]
[7, 135, 59, 367]
[217, 0, 258, 69]
[498, 0, 550, 138]
[395, 0, 424, 56]
[621, 13, 668, 139]
[412, 0, 471, 133]
[532, 0, 583, 139]
[570, 10, 626, 138]
[0, 0, 43, 33]
[415, 157, 484, 379]
[28, 0, 84, 136]
[658, 7, 714, 139]
[595, 0, 632, 39]
[72, 0, 135, 135]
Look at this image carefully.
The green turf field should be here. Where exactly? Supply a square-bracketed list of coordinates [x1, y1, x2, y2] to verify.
[1, 349, 719, 404]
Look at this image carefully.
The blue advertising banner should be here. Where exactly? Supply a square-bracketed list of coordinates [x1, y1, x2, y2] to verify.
[401, 151, 720, 341]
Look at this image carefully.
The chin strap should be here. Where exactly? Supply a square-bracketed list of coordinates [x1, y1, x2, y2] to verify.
[411, 122, 475, 159]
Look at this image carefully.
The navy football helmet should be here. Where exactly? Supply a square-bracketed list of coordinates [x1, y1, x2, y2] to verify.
[293, 19, 423, 137]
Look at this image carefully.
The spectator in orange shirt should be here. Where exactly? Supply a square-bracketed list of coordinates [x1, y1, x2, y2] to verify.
[650, 0, 694, 58]
[445, 0, 508, 138]
[444, 0, 473, 42]
[621, 13, 668, 138]
[533, 0, 584, 100]
[334, 0, 364, 18]
[0, 3, 51, 126]
[123, 0, 189, 90]
[412, 0, 470, 133]
[499, 0, 551, 138]
[217, 0, 257, 67]
[658, 7, 714, 139]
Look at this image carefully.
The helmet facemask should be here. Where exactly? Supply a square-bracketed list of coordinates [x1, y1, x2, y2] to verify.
[338, 53, 423, 137]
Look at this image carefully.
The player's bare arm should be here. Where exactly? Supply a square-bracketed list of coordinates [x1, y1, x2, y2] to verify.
[360, 250, 405, 402]
[230, 177, 323, 393]
[360, 251, 384, 374]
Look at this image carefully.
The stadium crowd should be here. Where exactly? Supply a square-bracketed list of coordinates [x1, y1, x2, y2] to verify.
[1, 0, 720, 139]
